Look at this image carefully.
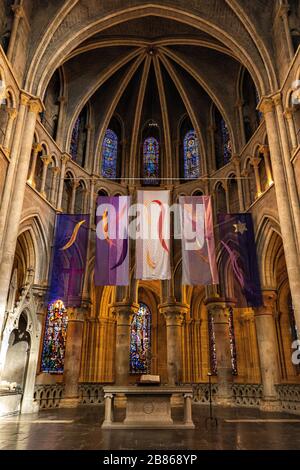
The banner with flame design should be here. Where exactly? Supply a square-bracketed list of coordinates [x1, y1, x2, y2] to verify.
[95, 195, 130, 286]
[180, 196, 218, 285]
[135, 190, 171, 280]
[46, 213, 90, 307]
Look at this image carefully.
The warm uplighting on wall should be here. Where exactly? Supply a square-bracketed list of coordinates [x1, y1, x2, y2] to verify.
[268, 179, 274, 187]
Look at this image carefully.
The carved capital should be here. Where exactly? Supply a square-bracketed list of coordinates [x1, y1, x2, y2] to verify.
[28, 99, 43, 115]
[255, 290, 277, 317]
[258, 97, 274, 115]
[7, 107, 17, 120]
[272, 92, 282, 108]
[61, 153, 71, 165]
[250, 156, 261, 168]
[12, 5, 24, 18]
[32, 143, 43, 154]
[41, 155, 52, 166]
[20, 93, 30, 107]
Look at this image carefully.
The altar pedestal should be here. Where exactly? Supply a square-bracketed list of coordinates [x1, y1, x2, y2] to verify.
[102, 386, 194, 429]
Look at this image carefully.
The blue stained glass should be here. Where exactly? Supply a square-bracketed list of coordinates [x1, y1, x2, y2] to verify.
[221, 119, 232, 165]
[101, 129, 118, 179]
[41, 300, 68, 373]
[70, 117, 80, 161]
[143, 137, 159, 185]
[130, 302, 151, 374]
[184, 130, 200, 179]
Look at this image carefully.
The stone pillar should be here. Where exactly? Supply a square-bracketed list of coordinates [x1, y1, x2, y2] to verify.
[50, 167, 60, 205]
[235, 99, 246, 148]
[7, 5, 23, 62]
[278, 3, 294, 62]
[232, 155, 245, 211]
[250, 157, 262, 196]
[0, 93, 29, 251]
[160, 303, 186, 385]
[112, 303, 138, 385]
[57, 153, 71, 211]
[70, 180, 79, 214]
[60, 307, 85, 408]
[223, 182, 230, 213]
[207, 125, 216, 172]
[254, 291, 280, 409]
[206, 298, 233, 404]
[284, 108, 298, 151]
[259, 145, 273, 186]
[259, 98, 300, 333]
[0, 98, 43, 337]
[3, 107, 17, 152]
[27, 143, 42, 188]
[273, 93, 300, 249]
[55, 96, 66, 148]
[40, 155, 52, 197]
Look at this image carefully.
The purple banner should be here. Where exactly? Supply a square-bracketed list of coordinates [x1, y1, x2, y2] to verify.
[180, 196, 218, 286]
[95, 196, 130, 286]
[47, 213, 90, 307]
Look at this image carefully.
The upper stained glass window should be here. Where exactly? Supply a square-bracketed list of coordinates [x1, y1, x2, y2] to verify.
[143, 137, 159, 186]
[101, 129, 118, 179]
[184, 130, 200, 179]
[70, 117, 80, 161]
[69, 106, 88, 166]
[130, 302, 151, 374]
[41, 300, 68, 373]
[221, 119, 232, 165]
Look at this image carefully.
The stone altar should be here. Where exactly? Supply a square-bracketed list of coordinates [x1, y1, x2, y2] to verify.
[102, 385, 194, 429]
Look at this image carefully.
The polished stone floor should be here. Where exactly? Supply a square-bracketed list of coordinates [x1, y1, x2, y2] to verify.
[0, 405, 300, 450]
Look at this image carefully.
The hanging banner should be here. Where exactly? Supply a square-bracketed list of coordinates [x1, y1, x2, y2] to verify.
[180, 196, 218, 285]
[47, 213, 90, 307]
[95, 195, 130, 286]
[218, 213, 262, 307]
[135, 190, 171, 280]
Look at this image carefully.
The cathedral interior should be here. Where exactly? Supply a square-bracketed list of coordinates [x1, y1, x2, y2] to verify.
[1, 0, 300, 451]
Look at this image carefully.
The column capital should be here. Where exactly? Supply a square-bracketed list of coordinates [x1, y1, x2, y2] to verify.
[32, 143, 43, 153]
[231, 154, 241, 166]
[258, 144, 269, 155]
[255, 290, 277, 317]
[159, 302, 189, 325]
[204, 297, 235, 323]
[52, 166, 61, 175]
[258, 97, 274, 115]
[110, 302, 139, 323]
[272, 92, 282, 108]
[12, 4, 24, 18]
[20, 93, 30, 106]
[41, 155, 52, 165]
[61, 153, 71, 164]
[67, 306, 87, 322]
[284, 107, 294, 119]
[28, 98, 43, 115]
[7, 107, 17, 120]
[250, 156, 261, 167]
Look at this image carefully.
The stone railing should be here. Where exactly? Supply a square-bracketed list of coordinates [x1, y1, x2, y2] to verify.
[34, 384, 64, 409]
[276, 384, 300, 413]
[192, 383, 218, 404]
[34, 383, 105, 409]
[79, 383, 104, 405]
[232, 383, 263, 407]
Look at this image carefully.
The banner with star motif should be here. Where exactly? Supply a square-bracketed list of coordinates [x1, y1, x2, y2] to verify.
[218, 213, 262, 307]
[135, 190, 171, 280]
[180, 195, 218, 285]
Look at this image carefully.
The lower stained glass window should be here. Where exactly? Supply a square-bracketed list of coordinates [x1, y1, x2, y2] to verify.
[208, 308, 237, 375]
[184, 130, 200, 179]
[101, 129, 118, 179]
[130, 302, 151, 374]
[41, 300, 68, 373]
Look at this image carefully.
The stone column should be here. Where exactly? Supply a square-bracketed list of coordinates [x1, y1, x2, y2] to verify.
[232, 154, 245, 211]
[284, 108, 298, 151]
[160, 303, 186, 385]
[0, 98, 43, 337]
[259, 145, 273, 186]
[56, 153, 71, 211]
[207, 125, 216, 173]
[70, 180, 79, 214]
[50, 167, 60, 206]
[259, 98, 300, 333]
[273, 93, 300, 249]
[112, 303, 138, 385]
[235, 99, 246, 148]
[0, 93, 29, 251]
[223, 182, 230, 213]
[3, 107, 17, 152]
[278, 4, 294, 62]
[27, 143, 42, 188]
[55, 96, 66, 148]
[60, 307, 85, 408]
[206, 298, 233, 404]
[7, 5, 23, 62]
[254, 291, 280, 409]
[250, 157, 262, 197]
[40, 155, 52, 197]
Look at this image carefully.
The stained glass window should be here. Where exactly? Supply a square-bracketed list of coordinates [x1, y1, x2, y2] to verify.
[184, 130, 200, 179]
[101, 129, 118, 179]
[143, 137, 159, 186]
[221, 119, 232, 165]
[208, 308, 237, 375]
[70, 117, 80, 161]
[41, 300, 68, 373]
[130, 302, 151, 374]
